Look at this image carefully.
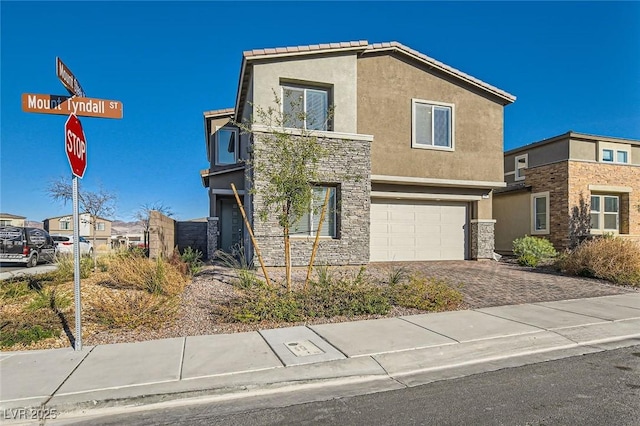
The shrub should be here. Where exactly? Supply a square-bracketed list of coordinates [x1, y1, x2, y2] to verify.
[55, 254, 94, 280]
[559, 237, 640, 286]
[26, 288, 72, 313]
[89, 289, 180, 329]
[180, 247, 204, 275]
[0, 324, 60, 348]
[513, 235, 557, 267]
[386, 265, 409, 285]
[104, 254, 187, 296]
[388, 276, 464, 312]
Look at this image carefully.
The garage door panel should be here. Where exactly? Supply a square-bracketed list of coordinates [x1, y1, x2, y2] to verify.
[370, 201, 468, 261]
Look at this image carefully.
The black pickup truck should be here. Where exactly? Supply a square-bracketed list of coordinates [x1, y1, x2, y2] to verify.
[0, 226, 57, 267]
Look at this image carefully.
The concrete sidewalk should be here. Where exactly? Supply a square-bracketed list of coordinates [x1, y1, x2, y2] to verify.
[1, 293, 639, 423]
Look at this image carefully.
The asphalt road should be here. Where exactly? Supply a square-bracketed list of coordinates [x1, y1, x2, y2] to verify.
[72, 345, 640, 426]
[0, 263, 26, 273]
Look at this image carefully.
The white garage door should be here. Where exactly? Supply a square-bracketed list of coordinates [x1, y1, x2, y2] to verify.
[370, 200, 468, 262]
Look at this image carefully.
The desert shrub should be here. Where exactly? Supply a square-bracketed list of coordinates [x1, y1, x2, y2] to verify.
[105, 254, 187, 296]
[55, 254, 94, 280]
[386, 265, 409, 285]
[0, 278, 32, 301]
[0, 324, 60, 348]
[89, 289, 180, 329]
[180, 247, 204, 275]
[558, 237, 640, 286]
[388, 275, 464, 312]
[513, 235, 557, 267]
[215, 245, 263, 289]
[26, 288, 72, 313]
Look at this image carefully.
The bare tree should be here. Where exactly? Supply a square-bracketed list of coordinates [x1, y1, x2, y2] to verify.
[47, 176, 116, 269]
[134, 202, 174, 254]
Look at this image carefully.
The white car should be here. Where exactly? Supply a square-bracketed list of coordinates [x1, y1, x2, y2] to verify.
[51, 235, 94, 256]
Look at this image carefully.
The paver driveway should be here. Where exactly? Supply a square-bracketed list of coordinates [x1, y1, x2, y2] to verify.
[371, 260, 637, 309]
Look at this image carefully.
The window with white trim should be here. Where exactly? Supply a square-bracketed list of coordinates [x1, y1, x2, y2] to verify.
[96, 222, 105, 231]
[590, 195, 619, 232]
[215, 127, 238, 165]
[281, 85, 330, 131]
[60, 220, 70, 230]
[531, 192, 549, 234]
[515, 154, 528, 181]
[292, 186, 337, 238]
[616, 150, 628, 163]
[412, 99, 454, 150]
[600, 147, 629, 164]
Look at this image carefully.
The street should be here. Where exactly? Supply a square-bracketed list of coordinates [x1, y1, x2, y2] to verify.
[63, 345, 640, 426]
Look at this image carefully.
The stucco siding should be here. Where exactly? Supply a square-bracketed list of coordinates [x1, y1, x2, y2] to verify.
[251, 54, 358, 133]
[357, 54, 505, 182]
[493, 191, 531, 253]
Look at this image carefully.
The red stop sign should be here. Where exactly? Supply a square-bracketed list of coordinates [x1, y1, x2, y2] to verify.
[65, 113, 87, 178]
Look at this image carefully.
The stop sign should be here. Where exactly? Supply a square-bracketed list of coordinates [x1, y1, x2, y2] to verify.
[65, 113, 87, 178]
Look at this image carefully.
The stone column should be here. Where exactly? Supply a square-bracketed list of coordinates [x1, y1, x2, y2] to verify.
[207, 217, 219, 260]
[470, 219, 496, 260]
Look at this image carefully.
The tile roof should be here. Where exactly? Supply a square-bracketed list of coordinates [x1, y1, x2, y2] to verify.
[243, 40, 368, 58]
[203, 108, 235, 118]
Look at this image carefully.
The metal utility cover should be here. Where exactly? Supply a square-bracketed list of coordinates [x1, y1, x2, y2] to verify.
[285, 340, 325, 357]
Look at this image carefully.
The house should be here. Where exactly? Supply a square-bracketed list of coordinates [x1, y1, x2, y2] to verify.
[201, 41, 515, 265]
[493, 131, 640, 253]
[43, 213, 113, 250]
[0, 213, 26, 227]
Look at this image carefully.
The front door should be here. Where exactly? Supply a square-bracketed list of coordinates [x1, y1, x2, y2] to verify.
[220, 199, 243, 252]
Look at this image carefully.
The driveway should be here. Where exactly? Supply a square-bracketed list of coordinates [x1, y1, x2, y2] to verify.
[370, 260, 636, 309]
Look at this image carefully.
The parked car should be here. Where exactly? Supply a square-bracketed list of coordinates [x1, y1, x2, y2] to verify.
[51, 235, 94, 256]
[0, 226, 57, 267]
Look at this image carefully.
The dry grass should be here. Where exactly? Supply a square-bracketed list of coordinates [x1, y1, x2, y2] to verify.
[559, 237, 640, 287]
[102, 254, 187, 296]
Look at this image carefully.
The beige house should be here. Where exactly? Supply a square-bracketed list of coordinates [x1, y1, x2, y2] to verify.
[201, 40, 515, 265]
[44, 213, 113, 250]
[0, 213, 26, 227]
[494, 131, 640, 253]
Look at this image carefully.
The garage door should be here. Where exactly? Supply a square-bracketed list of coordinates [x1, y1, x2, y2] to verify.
[370, 200, 468, 262]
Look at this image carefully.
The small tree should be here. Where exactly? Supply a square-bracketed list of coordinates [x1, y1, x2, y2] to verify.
[47, 176, 116, 270]
[569, 193, 591, 248]
[134, 202, 174, 255]
[235, 90, 332, 291]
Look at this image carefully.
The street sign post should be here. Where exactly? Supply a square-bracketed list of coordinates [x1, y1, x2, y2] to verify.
[22, 93, 123, 119]
[65, 114, 87, 179]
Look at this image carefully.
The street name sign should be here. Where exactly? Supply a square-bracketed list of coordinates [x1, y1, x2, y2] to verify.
[65, 114, 87, 178]
[56, 57, 86, 97]
[22, 93, 123, 119]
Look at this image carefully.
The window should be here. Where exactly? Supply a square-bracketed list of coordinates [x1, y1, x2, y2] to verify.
[515, 154, 528, 181]
[602, 149, 614, 162]
[60, 220, 70, 230]
[292, 186, 337, 237]
[617, 151, 628, 164]
[531, 192, 550, 234]
[412, 99, 454, 150]
[96, 222, 105, 231]
[281, 85, 330, 131]
[590, 195, 619, 232]
[0, 220, 10, 226]
[215, 127, 238, 165]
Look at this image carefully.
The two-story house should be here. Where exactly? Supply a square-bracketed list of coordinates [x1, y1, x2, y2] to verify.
[0, 213, 26, 227]
[201, 41, 515, 265]
[494, 131, 640, 253]
[44, 213, 113, 250]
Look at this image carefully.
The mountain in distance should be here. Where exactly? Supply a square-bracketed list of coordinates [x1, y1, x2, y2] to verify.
[111, 220, 144, 235]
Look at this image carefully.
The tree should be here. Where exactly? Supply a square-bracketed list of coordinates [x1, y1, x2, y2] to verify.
[134, 202, 174, 254]
[235, 90, 332, 291]
[47, 177, 116, 270]
[569, 193, 591, 248]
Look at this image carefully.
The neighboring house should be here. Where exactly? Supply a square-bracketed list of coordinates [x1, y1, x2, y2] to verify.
[494, 131, 640, 253]
[0, 213, 26, 227]
[44, 213, 113, 250]
[201, 40, 515, 265]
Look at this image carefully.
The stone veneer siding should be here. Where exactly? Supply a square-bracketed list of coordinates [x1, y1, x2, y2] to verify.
[206, 217, 219, 260]
[470, 220, 496, 259]
[251, 133, 371, 266]
[524, 160, 640, 250]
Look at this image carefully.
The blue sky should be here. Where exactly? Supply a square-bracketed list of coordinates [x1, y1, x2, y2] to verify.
[1, 1, 639, 223]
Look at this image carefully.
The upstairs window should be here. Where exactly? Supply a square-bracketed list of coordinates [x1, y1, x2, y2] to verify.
[617, 150, 629, 164]
[60, 220, 71, 230]
[602, 149, 614, 162]
[215, 127, 238, 165]
[600, 147, 629, 164]
[515, 154, 528, 181]
[281, 85, 330, 131]
[96, 222, 106, 231]
[292, 186, 337, 238]
[412, 99, 454, 150]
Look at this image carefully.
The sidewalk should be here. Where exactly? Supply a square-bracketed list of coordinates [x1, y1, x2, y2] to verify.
[1, 293, 639, 422]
